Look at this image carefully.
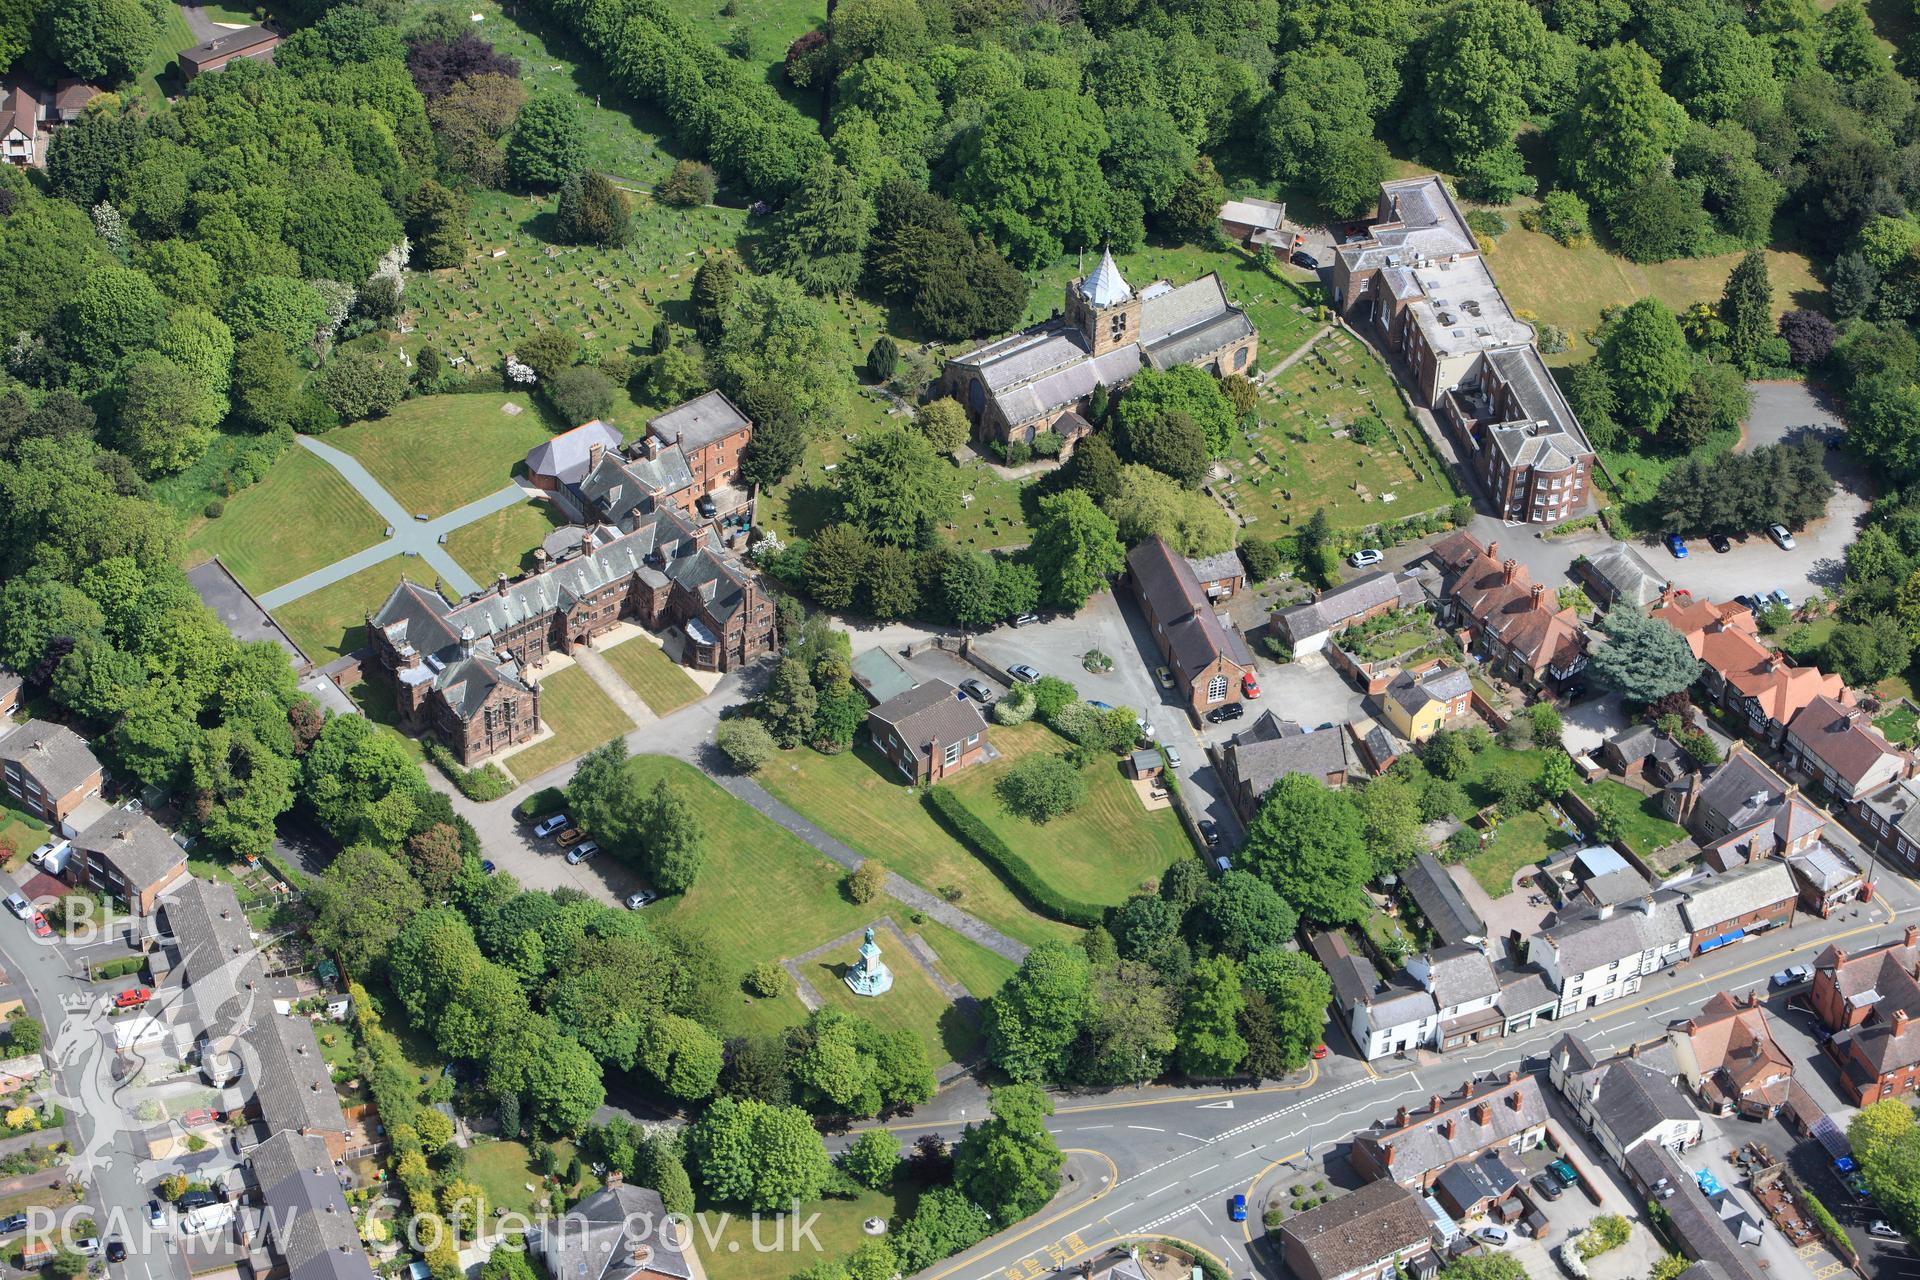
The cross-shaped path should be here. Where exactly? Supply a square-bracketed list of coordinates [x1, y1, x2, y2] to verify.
[255, 435, 534, 609]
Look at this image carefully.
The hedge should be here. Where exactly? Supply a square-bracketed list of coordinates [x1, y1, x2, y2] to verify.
[90, 956, 145, 981]
[426, 743, 513, 801]
[515, 787, 566, 821]
[923, 787, 1106, 928]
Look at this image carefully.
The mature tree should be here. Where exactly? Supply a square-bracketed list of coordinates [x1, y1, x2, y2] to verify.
[1721, 251, 1773, 372]
[690, 255, 736, 346]
[406, 179, 469, 270]
[842, 1129, 902, 1190]
[506, 93, 584, 189]
[222, 277, 328, 362]
[659, 160, 716, 208]
[46, 0, 152, 84]
[1588, 609, 1701, 703]
[554, 171, 630, 247]
[715, 274, 847, 431]
[834, 428, 960, 547]
[1242, 950, 1334, 1071]
[58, 264, 164, 382]
[1080, 960, 1177, 1085]
[301, 714, 422, 847]
[1663, 361, 1753, 450]
[1104, 465, 1235, 556]
[1241, 774, 1371, 925]
[308, 844, 427, 975]
[1827, 615, 1913, 686]
[996, 753, 1087, 823]
[1029, 491, 1124, 611]
[1561, 43, 1688, 204]
[1195, 871, 1298, 960]
[1820, 0, 1883, 82]
[764, 160, 874, 295]
[1408, 0, 1562, 183]
[951, 89, 1114, 266]
[688, 1099, 831, 1210]
[1178, 954, 1247, 1077]
[984, 941, 1092, 1082]
[404, 823, 464, 895]
[316, 353, 409, 422]
[1601, 300, 1693, 437]
[114, 355, 216, 476]
[1112, 366, 1238, 462]
[865, 180, 1028, 339]
[638, 1014, 725, 1101]
[638, 777, 705, 893]
[548, 367, 614, 425]
[1356, 772, 1425, 877]
[1779, 310, 1837, 367]
[953, 1084, 1063, 1221]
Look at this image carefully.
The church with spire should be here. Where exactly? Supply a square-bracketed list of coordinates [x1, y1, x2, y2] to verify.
[940, 249, 1257, 448]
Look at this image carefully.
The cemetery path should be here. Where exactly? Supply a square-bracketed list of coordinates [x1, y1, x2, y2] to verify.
[1253, 324, 1331, 383]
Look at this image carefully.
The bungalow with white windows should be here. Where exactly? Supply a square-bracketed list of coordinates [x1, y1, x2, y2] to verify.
[866, 681, 988, 783]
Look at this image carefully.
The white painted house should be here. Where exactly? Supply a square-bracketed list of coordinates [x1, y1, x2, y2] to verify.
[1532, 897, 1689, 1017]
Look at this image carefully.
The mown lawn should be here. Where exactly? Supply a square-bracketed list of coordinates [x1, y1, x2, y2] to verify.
[631, 756, 992, 1054]
[757, 745, 1083, 950]
[1466, 808, 1579, 898]
[1482, 200, 1824, 366]
[465, 1138, 595, 1220]
[271, 560, 449, 664]
[498, 665, 634, 782]
[329, 392, 554, 518]
[698, 1184, 915, 1280]
[1222, 329, 1459, 536]
[1876, 704, 1919, 746]
[182, 446, 385, 595]
[1573, 779, 1687, 859]
[942, 721, 1192, 907]
[602, 636, 703, 716]
[807, 932, 981, 1065]
[0, 804, 49, 868]
[443, 499, 568, 583]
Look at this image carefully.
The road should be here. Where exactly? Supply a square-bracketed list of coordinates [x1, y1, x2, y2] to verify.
[860, 869, 1920, 1280]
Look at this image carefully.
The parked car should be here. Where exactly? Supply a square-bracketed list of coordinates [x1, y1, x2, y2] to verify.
[1312, 1043, 1328, 1059]
[1770, 589, 1793, 609]
[1767, 522, 1797, 549]
[1090, 700, 1115, 711]
[1473, 1226, 1509, 1249]
[565, 841, 600, 865]
[480, 859, 496, 875]
[1165, 746, 1183, 769]
[105, 1241, 126, 1263]
[1241, 671, 1261, 699]
[175, 1192, 216, 1212]
[1290, 251, 1320, 270]
[557, 828, 585, 847]
[1349, 548, 1384, 568]
[0, 1214, 27, 1235]
[1871, 1220, 1903, 1239]
[1207, 703, 1245, 724]
[1548, 1158, 1580, 1186]
[1665, 533, 1688, 558]
[1155, 665, 1175, 690]
[29, 914, 50, 939]
[178, 1109, 219, 1127]
[1709, 533, 1732, 553]
[1008, 664, 1041, 684]
[1530, 1173, 1564, 1201]
[1559, 680, 1588, 703]
[1738, 594, 1765, 615]
[1198, 819, 1219, 848]
[1771, 965, 1813, 989]
[1012, 613, 1040, 627]
[625, 890, 659, 910]
[3, 894, 27, 921]
[146, 1202, 163, 1228]
[1228, 1194, 1247, 1223]
[959, 678, 996, 705]
[1214, 855, 1231, 873]
[72, 1240, 99, 1258]
[113, 987, 152, 1009]
[27, 840, 69, 871]
[532, 813, 569, 839]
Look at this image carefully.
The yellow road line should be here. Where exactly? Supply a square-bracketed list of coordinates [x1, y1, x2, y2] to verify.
[920, 1150, 1118, 1280]
[1052, 1060, 1322, 1116]
[1238, 1150, 1307, 1242]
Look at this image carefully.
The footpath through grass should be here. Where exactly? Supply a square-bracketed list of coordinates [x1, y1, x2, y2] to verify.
[443, 499, 567, 583]
[328, 393, 553, 518]
[182, 446, 385, 595]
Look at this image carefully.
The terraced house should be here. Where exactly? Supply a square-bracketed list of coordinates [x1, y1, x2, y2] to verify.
[1428, 533, 1585, 688]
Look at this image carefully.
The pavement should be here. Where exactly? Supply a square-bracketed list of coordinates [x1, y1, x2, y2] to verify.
[254, 437, 534, 609]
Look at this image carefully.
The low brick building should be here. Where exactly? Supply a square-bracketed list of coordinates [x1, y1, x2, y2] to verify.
[1675, 859, 1797, 955]
[1127, 536, 1255, 723]
[1784, 694, 1910, 802]
[0, 719, 103, 832]
[867, 681, 988, 783]
[1276, 1180, 1435, 1280]
[178, 25, 281, 79]
[1668, 992, 1794, 1119]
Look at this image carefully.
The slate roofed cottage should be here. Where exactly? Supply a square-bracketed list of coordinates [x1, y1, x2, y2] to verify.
[1127, 535, 1255, 723]
[1380, 665, 1472, 743]
[1273, 570, 1424, 655]
[1213, 713, 1353, 824]
[867, 681, 989, 783]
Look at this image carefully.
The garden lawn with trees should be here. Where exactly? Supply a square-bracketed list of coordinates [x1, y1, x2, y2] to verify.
[327, 392, 555, 518]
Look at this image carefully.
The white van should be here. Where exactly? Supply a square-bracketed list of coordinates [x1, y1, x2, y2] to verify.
[28, 840, 71, 876]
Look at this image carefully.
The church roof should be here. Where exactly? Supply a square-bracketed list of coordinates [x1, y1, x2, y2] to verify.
[1080, 248, 1131, 307]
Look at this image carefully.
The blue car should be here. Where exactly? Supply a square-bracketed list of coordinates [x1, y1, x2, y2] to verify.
[1665, 533, 1688, 559]
[480, 859, 496, 875]
[1228, 1194, 1246, 1223]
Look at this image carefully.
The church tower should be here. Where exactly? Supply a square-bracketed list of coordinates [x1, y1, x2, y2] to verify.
[1067, 247, 1142, 357]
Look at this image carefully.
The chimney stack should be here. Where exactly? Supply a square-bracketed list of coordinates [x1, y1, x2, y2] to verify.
[1896, 1010, 1912, 1038]
[1502, 559, 1518, 585]
[588, 441, 604, 469]
[1507, 1091, 1523, 1112]
[1487, 540, 1499, 561]
[1381, 1145, 1395, 1167]
[1472, 1102, 1492, 1127]
[1507, 1070, 1519, 1084]
[1462, 1079, 1476, 1099]
[1531, 583, 1544, 608]
[1430, 1093, 1443, 1113]
[496, 573, 509, 596]
[1396, 1106, 1410, 1128]
[1441, 1119, 1456, 1140]
[1905, 926, 1916, 950]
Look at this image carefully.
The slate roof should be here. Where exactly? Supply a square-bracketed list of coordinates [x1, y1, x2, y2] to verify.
[1354, 1075, 1547, 1182]
[162, 877, 267, 1037]
[547, 1183, 692, 1280]
[250, 1131, 371, 1280]
[179, 25, 280, 71]
[1080, 249, 1131, 307]
[1624, 1144, 1765, 1280]
[1481, 346, 1592, 471]
[1186, 550, 1243, 585]
[1402, 853, 1484, 947]
[1311, 932, 1383, 1015]
[1336, 177, 1477, 274]
[243, 1012, 348, 1141]
[1275, 571, 1423, 642]
[1434, 1152, 1520, 1209]
[1278, 1180, 1432, 1279]
[1221, 714, 1351, 798]
[1385, 666, 1471, 720]
[1788, 695, 1907, 787]
[1814, 932, 1920, 1021]
[1496, 967, 1557, 1015]
[868, 681, 986, 765]
[1585, 867, 1653, 907]
[73, 807, 185, 893]
[1676, 860, 1796, 933]
[1580, 544, 1667, 609]
[0, 719, 100, 799]
[1787, 843, 1861, 894]
[1686, 751, 1791, 833]
[1422, 944, 1498, 1009]
[1539, 896, 1684, 977]
[648, 390, 750, 450]
[1589, 1057, 1695, 1145]
[1129, 536, 1254, 679]
[525, 420, 622, 486]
